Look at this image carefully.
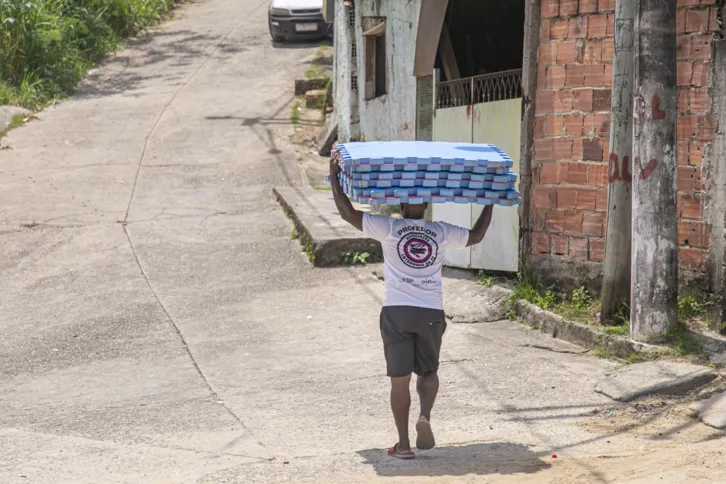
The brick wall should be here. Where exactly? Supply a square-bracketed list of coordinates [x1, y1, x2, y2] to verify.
[531, 0, 719, 276]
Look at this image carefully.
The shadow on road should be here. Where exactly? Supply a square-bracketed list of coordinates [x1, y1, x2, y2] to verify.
[357, 442, 549, 478]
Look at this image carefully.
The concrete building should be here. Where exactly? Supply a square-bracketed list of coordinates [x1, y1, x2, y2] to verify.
[330, 0, 726, 318]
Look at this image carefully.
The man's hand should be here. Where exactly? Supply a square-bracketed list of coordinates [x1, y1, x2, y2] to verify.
[329, 154, 363, 231]
[330, 155, 341, 176]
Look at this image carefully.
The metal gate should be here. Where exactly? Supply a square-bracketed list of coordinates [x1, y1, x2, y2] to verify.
[432, 69, 523, 272]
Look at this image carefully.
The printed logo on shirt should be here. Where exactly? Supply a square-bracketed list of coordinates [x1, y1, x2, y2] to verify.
[397, 231, 439, 269]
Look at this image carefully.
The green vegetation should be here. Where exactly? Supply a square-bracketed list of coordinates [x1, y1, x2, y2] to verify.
[476, 272, 493, 287]
[696, 384, 726, 401]
[291, 98, 302, 125]
[678, 295, 710, 320]
[291, 227, 314, 262]
[668, 323, 704, 358]
[342, 251, 370, 265]
[0, 0, 182, 109]
[0, 112, 25, 138]
[20, 221, 39, 228]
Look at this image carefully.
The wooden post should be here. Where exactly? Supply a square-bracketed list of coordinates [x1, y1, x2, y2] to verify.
[630, 0, 678, 341]
[601, 0, 635, 323]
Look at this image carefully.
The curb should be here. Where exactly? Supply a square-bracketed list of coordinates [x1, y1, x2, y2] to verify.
[274, 187, 382, 267]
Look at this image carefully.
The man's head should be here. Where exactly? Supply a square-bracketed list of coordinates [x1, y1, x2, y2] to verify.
[400, 202, 428, 220]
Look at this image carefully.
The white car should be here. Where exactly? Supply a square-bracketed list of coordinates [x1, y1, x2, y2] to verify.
[268, 0, 333, 42]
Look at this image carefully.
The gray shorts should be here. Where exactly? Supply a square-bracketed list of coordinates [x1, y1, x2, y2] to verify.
[379, 306, 447, 378]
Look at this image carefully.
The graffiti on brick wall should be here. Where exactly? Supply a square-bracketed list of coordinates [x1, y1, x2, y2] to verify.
[609, 154, 632, 183]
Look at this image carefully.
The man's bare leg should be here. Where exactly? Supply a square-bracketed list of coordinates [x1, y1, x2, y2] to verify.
[415, 372, 438, 450]
[390, 375, 412, 452]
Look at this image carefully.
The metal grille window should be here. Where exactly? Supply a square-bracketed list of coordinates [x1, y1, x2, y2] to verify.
[351, 41, 357, 60]
[436, 69, 523, 109]
[347, 5, 355, 27]
[351, 74, 358, 91]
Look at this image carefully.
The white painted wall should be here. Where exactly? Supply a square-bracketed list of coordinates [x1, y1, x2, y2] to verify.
[333, 1, 353, 142]
[354, 0, 420, 141]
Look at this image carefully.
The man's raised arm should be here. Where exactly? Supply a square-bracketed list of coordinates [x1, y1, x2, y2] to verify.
[466, 205, 494, 247]
[330, 155, 364, 231]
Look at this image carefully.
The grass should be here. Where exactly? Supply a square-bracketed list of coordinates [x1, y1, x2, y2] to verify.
[291, 227, 314, 262]
[696, 384, 726, 401]
[342, 251, 370, 265]
[290, 98, 303, 125]
[20, 221, 39, 228]
[0, 0, 181, 110]
[0, 112, 25, 138]
[476, 273, 493, 287]
[678, 295, 710, 320]
[314, 185, 332, 191]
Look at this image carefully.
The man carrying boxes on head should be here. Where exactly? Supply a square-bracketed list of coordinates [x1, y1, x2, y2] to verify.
[329, 154, 494, 459]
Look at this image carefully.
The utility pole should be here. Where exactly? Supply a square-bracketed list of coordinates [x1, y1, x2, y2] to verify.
[601, 0, 635, 324]
[630, 0, 678, 341]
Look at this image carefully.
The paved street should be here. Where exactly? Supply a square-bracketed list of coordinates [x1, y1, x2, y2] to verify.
[2, 0, 726, 482]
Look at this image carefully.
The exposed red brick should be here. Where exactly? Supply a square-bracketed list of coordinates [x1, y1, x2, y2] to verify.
[677, 140, 690, 165]
[541, 161, 561, 184]
[543, 115, 560, 136]
[598, 0, 615, 12]
[560, 161, 588, 185]
[699, 114, 717, 141]
[678, 89, 690, 113]
[680, 221, 710, 248]
[546, 210, 567, 232]
[541, 19, 552, 42]
[607, 13, 615, 36]
[691, 33, 712, 60]
[552, 234, 568, 255]
[573, 89, 593, 111]
[547, 66, 567, 89]
[554, 90, 574, 112]
[576, 189, 598, 210]
[588, 14, 608, 38]
[569, 16, 588, 38]
[604, 64, 613, 87]
[556, 41, 580, 64]
[678, 114, 698, 139]
[692, 61, 710, 87]
[694, 167, 703, 191]
[602, 39, 614, 62]
[565, 210, 584, 233]
[585, 64, 606, 87]
[677, 35, 691, 60]
[583, 213, 604, 237]
[572, 138, 584, 160]
[540, 42, 558, 65]
[560, 0, 578, 16]
[593, 89, 611, 111]
[551, 18, 569, 39]
[580, 0, 598, 14]
[702, 0, 718, 5]
[690, 88, 709, 113]
[541, 0, 560, 18]
[532, 232, 550, 254]
[595, 188, 608, 212]
[680, 194, 703, 219]
[538, 67, 547, 89]
[584, 113, 610, 138]
[686, 8, 710, 33]
[566, 65, 586, 88]
[680, 247, 706, 268]
[589, 238, 605, 262]
[582, 139, 603, 161]
[710, 7, 719, 32]
[677, 62, 693, 87]
[536, 91, 555, 114]
[677, 0, 700, 6]
[557, 188, 578, 209]
[564, 113, 584, 136]
[535, 116, 546, 138]
[690, 141, 703, 165]
[677, 9, 686, 34]
[589, 163, 608, 187]
[678, 165, 697, 192]
[535, 138, 555, 161]
[569, 237, 589, 260]
[533, 186, 557, 208]
[554, 138, 574, 159]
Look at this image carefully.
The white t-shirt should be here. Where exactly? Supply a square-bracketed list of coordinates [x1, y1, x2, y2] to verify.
[363, 213, 470, 310]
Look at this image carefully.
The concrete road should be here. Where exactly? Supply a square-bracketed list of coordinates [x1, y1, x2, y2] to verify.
[2, 1, 726, 483]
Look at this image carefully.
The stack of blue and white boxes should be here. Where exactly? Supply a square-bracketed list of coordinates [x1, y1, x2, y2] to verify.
[325, 141, 521, 206]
